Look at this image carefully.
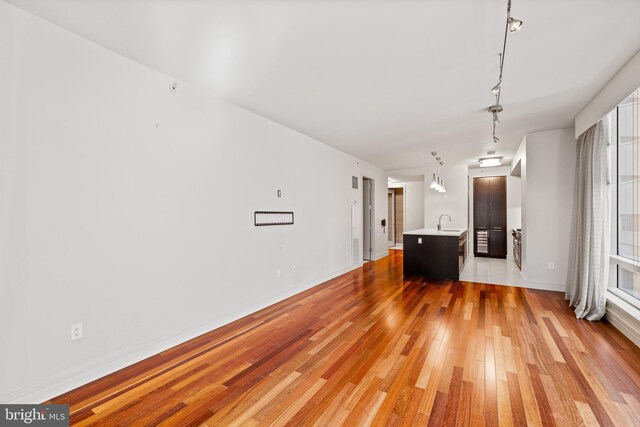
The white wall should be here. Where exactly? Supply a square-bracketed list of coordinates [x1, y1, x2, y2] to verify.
[424, 163, 469, 230]
[388, 180, 424, 232]
[0, 3, 387, 402]
[468, 166, 521, 258]
[522, 128, 576, 288]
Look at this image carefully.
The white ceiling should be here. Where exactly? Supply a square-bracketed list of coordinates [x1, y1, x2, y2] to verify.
[6, 0, 640, 170]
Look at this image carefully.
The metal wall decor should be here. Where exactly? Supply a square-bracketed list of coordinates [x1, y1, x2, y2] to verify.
[254, 211, 294, 226]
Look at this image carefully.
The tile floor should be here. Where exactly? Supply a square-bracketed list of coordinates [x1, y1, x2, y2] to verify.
[459, 256, 524, 287]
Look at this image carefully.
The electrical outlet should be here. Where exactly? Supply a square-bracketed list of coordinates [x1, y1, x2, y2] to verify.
[276, 269, 282, 278]
[71, 323, 83, 341]
[548, 262, 555, 270]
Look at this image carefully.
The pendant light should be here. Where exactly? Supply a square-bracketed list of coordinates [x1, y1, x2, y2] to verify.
[429, 152, 446, 194]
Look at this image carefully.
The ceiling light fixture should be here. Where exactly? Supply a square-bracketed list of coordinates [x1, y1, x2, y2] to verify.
[488, 1, 523, 144]
[479, 157, 503, 168]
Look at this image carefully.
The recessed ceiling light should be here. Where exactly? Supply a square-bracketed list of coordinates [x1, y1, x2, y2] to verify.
[479, 157, 502, 167]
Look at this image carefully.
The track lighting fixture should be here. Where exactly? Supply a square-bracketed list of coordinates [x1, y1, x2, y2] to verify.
[508, 17, 523, 32]
[487, 0, 523, 144]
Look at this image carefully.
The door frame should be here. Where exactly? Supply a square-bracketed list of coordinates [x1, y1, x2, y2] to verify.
[388, 189, 395, 247]
[363, 177, 374, 261]
[388, 185, 408, 248]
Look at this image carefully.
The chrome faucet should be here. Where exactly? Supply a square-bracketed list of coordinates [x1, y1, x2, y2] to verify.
[438, 214, 451, 231]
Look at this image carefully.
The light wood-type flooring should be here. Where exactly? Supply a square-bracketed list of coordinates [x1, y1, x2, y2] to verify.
[49, 251, 640, 426]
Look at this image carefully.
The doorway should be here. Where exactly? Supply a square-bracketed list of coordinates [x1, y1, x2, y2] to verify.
[387, 190, 395, 248]
[388, 175, 423, 249]
[363, 177, 373, 261]
[387, 187, 404, 248]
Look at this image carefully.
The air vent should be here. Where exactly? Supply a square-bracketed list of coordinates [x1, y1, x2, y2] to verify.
[352, 176, 358, 189]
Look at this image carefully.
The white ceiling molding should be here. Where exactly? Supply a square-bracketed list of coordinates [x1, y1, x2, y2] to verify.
[575, 48, 640, 138]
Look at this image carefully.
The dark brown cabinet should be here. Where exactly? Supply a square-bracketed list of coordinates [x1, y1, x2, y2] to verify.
[474, 177, 490, 229]
[403, 231, 468, 280]
[473, 176, 507, 258]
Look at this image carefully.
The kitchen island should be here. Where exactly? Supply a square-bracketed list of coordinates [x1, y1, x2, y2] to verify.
[403, 228, 468, 280]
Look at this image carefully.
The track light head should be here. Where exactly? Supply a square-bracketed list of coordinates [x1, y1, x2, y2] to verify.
[491, 82, 501, 94]
[493, 112, 500, 124]
[508, 17, 523, 32]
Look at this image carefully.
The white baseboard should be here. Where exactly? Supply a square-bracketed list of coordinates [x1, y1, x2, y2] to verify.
[518, 271, 566, 292]
[520, 281, 566, 292]
[1, 262, 363, 404]
[606, 293, 640, 348]
[373, 250, 389, 261]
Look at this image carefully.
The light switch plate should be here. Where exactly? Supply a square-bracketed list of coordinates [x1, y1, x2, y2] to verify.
[418, 238, 422, 244]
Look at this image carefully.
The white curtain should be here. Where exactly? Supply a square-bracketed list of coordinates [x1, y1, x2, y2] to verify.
[566, 118, 610, 320]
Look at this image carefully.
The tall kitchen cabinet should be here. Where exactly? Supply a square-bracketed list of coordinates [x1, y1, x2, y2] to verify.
[473, 176, 507, 258]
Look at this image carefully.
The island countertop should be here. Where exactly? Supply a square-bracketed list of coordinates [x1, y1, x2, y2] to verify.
[403, 228, 467, 237]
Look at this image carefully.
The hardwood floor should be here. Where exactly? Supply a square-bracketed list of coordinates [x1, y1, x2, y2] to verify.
[49, 251, 640, 426]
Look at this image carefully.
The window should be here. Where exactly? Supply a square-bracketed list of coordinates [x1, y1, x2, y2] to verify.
[616, 88, 640, 301]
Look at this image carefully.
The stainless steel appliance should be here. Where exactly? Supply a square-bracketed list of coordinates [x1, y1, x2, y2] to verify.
[512, 228, 521, 269]
[459, 231, 468, 272]
[476, 230, 488, 254]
